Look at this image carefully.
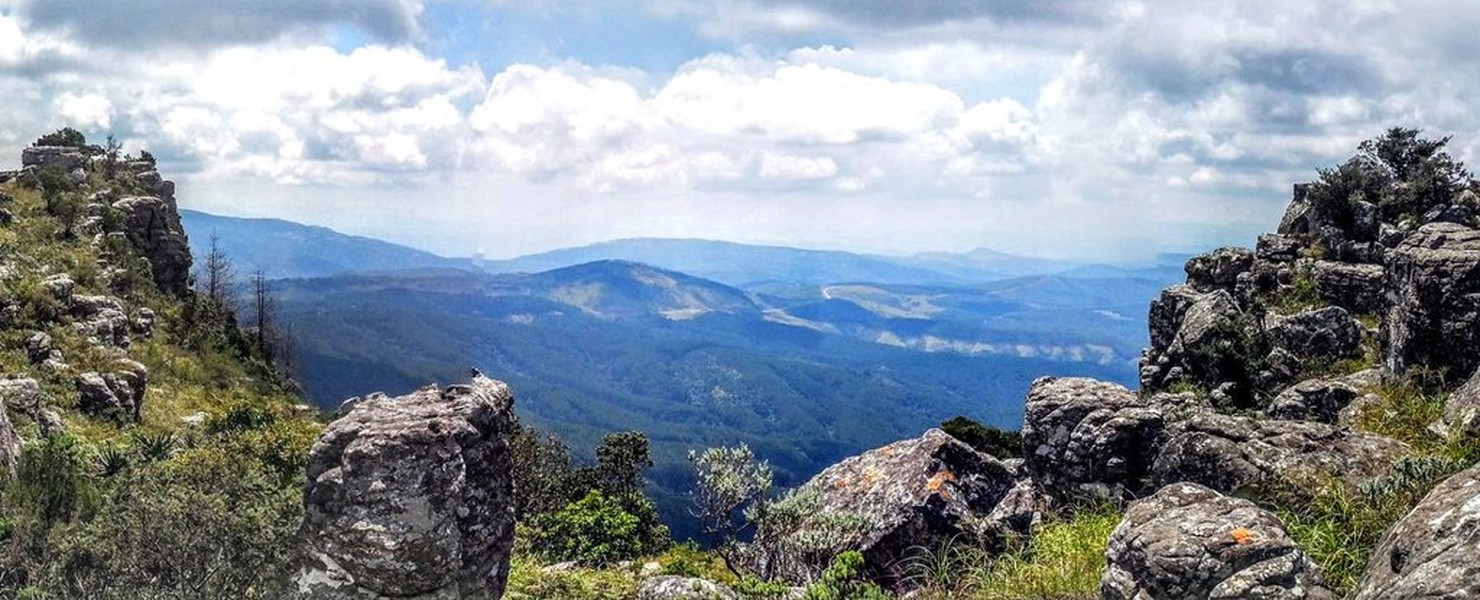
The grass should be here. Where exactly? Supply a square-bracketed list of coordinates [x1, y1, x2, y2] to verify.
[903, 505, 1121, 600]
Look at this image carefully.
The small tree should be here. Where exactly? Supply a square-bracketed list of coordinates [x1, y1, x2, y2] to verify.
[689, 443, 773, 576]
[199, 233, 236, 312]
[249, 268, 278, 364]
[34, 127, 86, 148]
[103, 134, 122, 178]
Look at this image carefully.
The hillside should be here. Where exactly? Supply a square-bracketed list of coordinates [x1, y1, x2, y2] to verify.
[0, 132, 320, 598]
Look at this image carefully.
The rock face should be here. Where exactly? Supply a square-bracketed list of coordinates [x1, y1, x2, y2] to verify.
[76, 360, 148, 423]
[1185, 247, 1255, 293]
[636, 576, 740, 600]
[1264, 306, 1363, 361]
[113, 196, 192, 297]
[1021, 377, 1163, 504]
[0, 401, 19, 476]
[1265, 377, 1361, 424]
[791, 428, 1021, 585]
[1101, 482, 1334, 600]
[293, 374, 516, 599]
[1384, 223, 1480, 382]
[21, 146, 86, 171]
[1152, 413, 1405, 496]
[1311, 261, 1385, 315]
[1441, 367, 1480, 439]
[1353, 462, 1480, 599]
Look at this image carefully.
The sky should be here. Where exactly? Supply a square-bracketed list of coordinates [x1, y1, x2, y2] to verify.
[0, 1, 1475, 262]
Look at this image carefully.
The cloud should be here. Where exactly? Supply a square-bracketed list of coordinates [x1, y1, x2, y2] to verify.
[17, 0, 424, 49]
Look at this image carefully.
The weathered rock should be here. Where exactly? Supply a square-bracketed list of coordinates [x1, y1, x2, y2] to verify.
[71, 294, 130, 348]
[1265, 306, 1362, 361]
[1277, 184, 1315, 235]
[1152, 412, 1406, 496]
[43, 273, 74, 303]
[1352, 461, 1480, 598]
[788, 428, 1021, 585]
[1421, 203, 1476, 226]
[24, 331, 61, 366]
[1101, 482, 1335, 600]
[1022, 377, 1163, 504]
[1440, 367, 1480, 439]
[132, 307, 156, 338]
[21, 146, 86, 171]
[1256, 234, 1304, 262]
[0, 400, 18, 477]
[1311, 261, 1385, 315]
[113, 196, 192, 297]
[1384, 223, 1480, 382]
[1185, 247, 1255, 294]
[1265, 377, 1361, 424]
[0, 377, 42, 416]
[293, 374, 516, 599]
[636, 576, 740, 600]
[1146, 285, 1207, 352]
[76, 360, 148, 422]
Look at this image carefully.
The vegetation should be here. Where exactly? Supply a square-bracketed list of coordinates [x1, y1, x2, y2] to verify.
[1308, 127, 1474, 231]
[939, 416, 1022, 459]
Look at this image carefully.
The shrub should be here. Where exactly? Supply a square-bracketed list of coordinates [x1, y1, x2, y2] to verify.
[802, 552, 888, 600]
[531, 490, 645, 566]
[939, 416, 1021, 459]
[690, 444, 774, 576]
[961, 505, 1120, 600]
[34, 128, 86, 148]
[746, 488, 869, 583]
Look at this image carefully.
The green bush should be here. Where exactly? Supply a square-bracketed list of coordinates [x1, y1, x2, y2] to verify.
[802, 552, 888, 600]
[34, 128, 86, 148]
[531, 490, 646, 566]
[939, 416, 1021, 459]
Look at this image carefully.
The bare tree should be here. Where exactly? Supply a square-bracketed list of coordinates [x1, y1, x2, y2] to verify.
[199, 233, 236, 311]
[249, 268, 277, 364]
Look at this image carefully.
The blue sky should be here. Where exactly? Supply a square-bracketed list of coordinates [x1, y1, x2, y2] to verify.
[0, 1, 1474, 262]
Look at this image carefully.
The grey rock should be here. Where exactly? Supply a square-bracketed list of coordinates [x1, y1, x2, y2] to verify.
[0, 398, 18, 477]
[1185, 247, 1255, 294]
[788, 428, 1022, 585]
[1022, 377, 1163, 504]
[1265, 378, 1361, 424]
[1265, 306, 1362, 361]
[43, 273, 74, 303]
[1101, 482, 1335, 600]
[1152, 412, 1406, 497]
[113, 196, 192, 297]
[636, 576, 739, 600]
[1146, 285, 1207, 352]
[1353, 461, 1480, 598]
[131, 307, 156, 338]
[1277, 184, 1315, 235]
[1384, 223, 1480, 382]
[71, 294, 131, 348]
[1353, 199, 1381, 240]
[1421, 203, 1476, 225]
[1310, 261, 1385, 315]
[1256, 234, 1303, 262]
[24, 332, 59, 365]
[1441, 367, 1480, 439]
[76, 360, 148, 423]
[21, 146, 86, 171]
[293, 374, 516, 599]
[0, 377, 42, 415]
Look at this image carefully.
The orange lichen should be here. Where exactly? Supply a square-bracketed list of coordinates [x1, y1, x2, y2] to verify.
[861, 469, 881, 486]
[925, 470, 957, 500]
[1230, 527, 1257, 545]
[833, 477, 851, 489]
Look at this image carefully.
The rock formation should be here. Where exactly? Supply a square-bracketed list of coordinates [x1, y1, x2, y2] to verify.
[787, 428, 1024, 585]
[1441, 367, 1480, 439]
[1152, 412, 1405, 496]
[636, 576, 741, 600]
[1383, 222, 1480, 382]
[1101, 482, 1335, 600]
[1021, 377, 1163, 504]
[293, 374, 517, 599]
[1352, 462, 1480, 599]
[113, 196, 192, 297]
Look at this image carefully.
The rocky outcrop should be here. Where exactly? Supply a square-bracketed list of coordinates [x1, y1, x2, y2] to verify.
[0, 400, 18, 477]
[1140, 288, 1244, 392]
[1265, 377, 1361, 424]
[293, 373, 516, 599]
[1021, 377, 1163, 504]
[636, 576, 740, 600]
[1152, 412, 1406, 496]
[1384, 223, 1480, 382]
[113, 196, 192, 297]
[1264, 306, 1363, 361]
[1352, 462, 1480, 599]
[1185, 247, 1254, 294]
[21, 146, 86, 172]
[76, 359, 148, 423]
[1311, 261, 1385, 315]
[24, 331, 66, 371]
[787, 428, 1022, 585]
[1101, 482, 1334, 600]
[71, 294, 131, 348]
[1440, 367, 1480, 439]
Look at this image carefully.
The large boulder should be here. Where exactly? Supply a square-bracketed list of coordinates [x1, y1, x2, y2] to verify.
[76, 360, 148, 423]
[21, 146, 86, 171]
[1101, 482, 1335, 600]
[1141, 288, 1245, 392]
[1353, 462, 1480, 599]
[71, 294, 131, 348]
[1021, 377, 1163, 504]
[1264, 377, 1361, 424]
[1152, 412, 1406, 497]
[112, 196, 192, 297]
[1264, 306, 1363, 361]
[1311, 261, 1385, 315]
[787, 428, 1022, 585]
[293, 373, 516, 599]
[1384, 222, 1480, 382]
[636, 576, 740, 600]
[0, 401, 18, 477]
[1184, 247, 1254, 294]
[1440, 367, 1480, 439]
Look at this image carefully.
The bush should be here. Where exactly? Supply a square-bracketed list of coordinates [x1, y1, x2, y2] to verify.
[34, 128, 86, 148]
[531, 490, 646, 566]
[802, 552, 888, 600]
[939, 416, 1021, 459]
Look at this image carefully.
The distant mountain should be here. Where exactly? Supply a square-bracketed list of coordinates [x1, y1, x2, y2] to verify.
[899, 247, 1083, 281]
[482, 238, 967, 287]
[180, 210, 475, 279]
